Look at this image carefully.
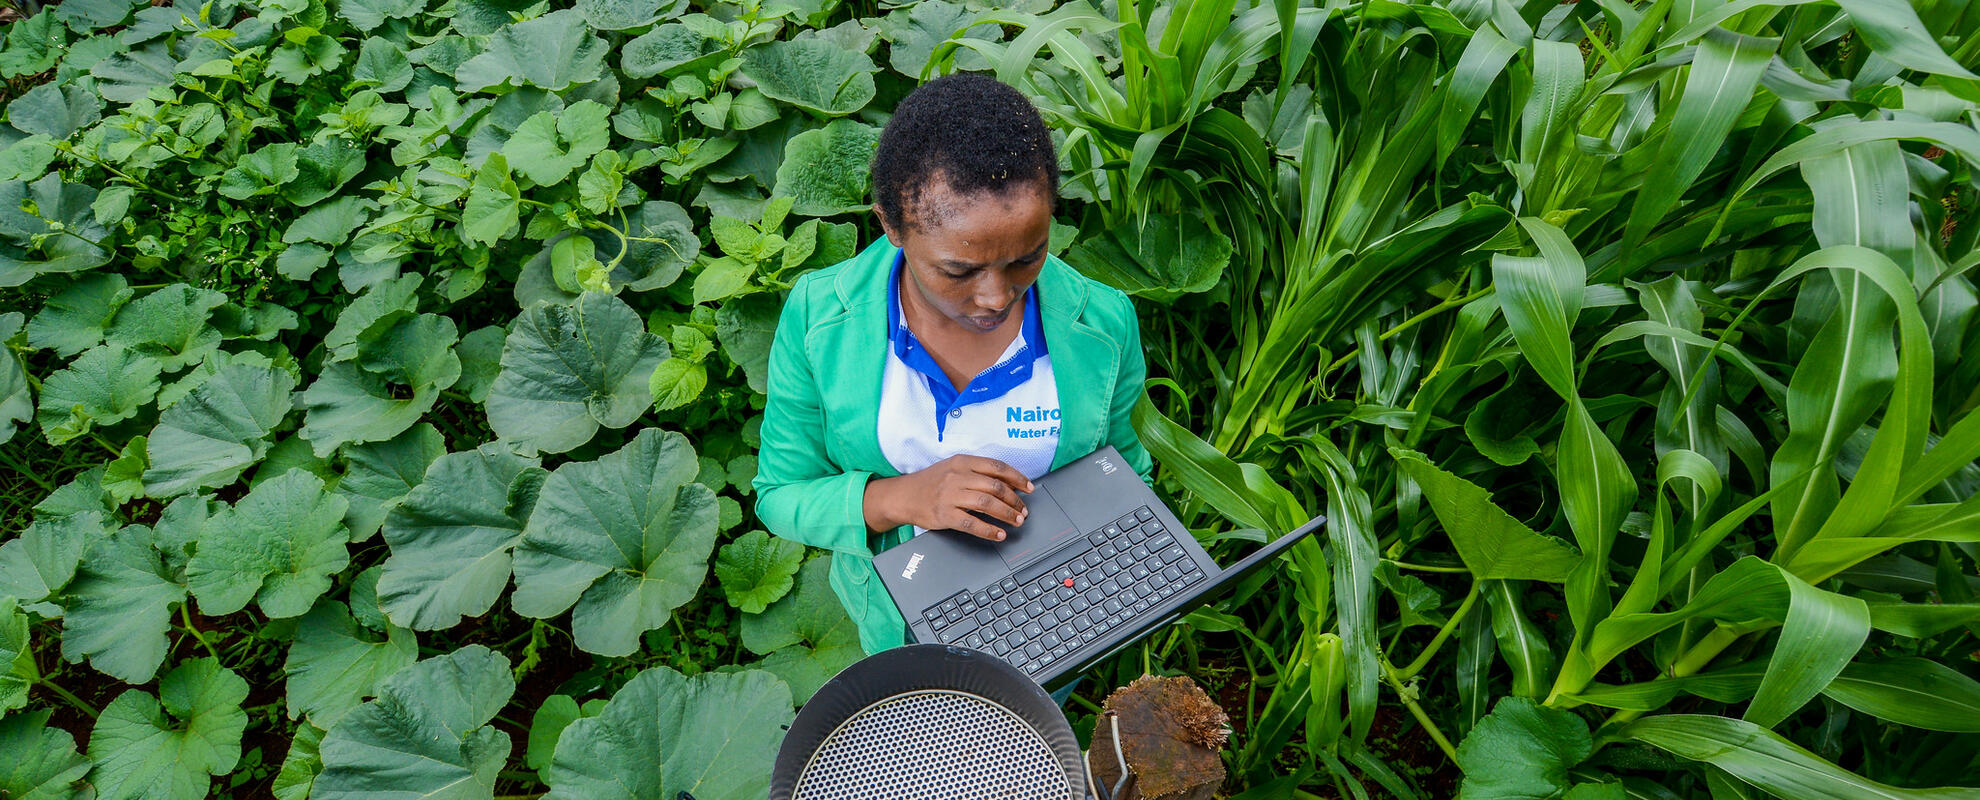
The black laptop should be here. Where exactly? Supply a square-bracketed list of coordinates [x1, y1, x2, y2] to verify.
[872, 446, 1326, 688]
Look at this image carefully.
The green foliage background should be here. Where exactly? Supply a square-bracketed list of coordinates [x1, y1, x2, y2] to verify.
[0, 0, 1977, 796]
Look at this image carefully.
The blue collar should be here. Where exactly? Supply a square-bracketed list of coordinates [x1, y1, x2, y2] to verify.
[887, 251, 1048, 439]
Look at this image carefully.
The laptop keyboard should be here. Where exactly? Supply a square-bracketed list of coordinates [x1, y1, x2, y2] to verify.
[920, 505, 1204, 678]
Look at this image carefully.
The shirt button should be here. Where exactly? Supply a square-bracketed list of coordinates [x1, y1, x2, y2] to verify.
[950, 408, 962, 418]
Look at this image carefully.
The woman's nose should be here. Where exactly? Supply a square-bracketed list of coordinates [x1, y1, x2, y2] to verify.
[975, 275, 1016, 310]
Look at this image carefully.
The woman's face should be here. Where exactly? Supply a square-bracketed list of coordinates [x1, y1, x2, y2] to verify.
[879, 175, 1053, 335]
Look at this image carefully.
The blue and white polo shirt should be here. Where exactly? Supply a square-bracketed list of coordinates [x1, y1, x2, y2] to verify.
[877, 253, 1061, 506]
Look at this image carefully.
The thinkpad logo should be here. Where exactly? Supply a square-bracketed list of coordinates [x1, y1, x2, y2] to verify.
[901, 552, 924, 579]
[1096, 456, 1117, 475]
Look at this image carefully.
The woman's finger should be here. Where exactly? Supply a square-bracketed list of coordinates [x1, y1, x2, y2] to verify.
[965, 489, 1025, 527]
[963, 455, 1035, 493]
[951, 510, 1009, 541]
[971, 474, 1027, 515]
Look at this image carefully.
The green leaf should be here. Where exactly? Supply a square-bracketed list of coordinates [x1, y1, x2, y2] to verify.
[0, 13, 68, 79]
[0, 135, 58, 183]
[88, 658, 248, 800]
[739, 39, 877, 117]
[339, 0, 426, 31]
[1455, 697, 1592, 800]
[302, 314, 462, 455]
[26, 274, 128, 357]
[512, 429, 719, 656]
[0, 598, 29, 715]
[314, 646, 514, 800]
[378, 445, 543, 630]
[692, 255, 754, 304]
[273, 723, 324, 800]
[0, 511, 109, 614]
[714, 529, 804, 613]
[455, 9, 609, 93]
[879, 0, 1000, 78]
[282, 196, 375, 247]
[525, 695, 599, 772]
[1621, 30, 1775, 259]
[353, 36, 414, 92]
[0, 709, 93, 800]
[1627, 714, 1980, 799]
[647, 357, 707, 411]
[284, 600, 417, 729]
[773, 119, 880, 217]
[0, 315, 25, 446]
[504, 101, 611, 186]
[104, 284, 227, 371]
[54, 0, 141, 32]
[576, 0, 677, 30]
[714, 294, 778, 393]
[540, 666, 792, 800]
[487, 292, 669, 455]
[1832, 0, 1977, 79]
[1391, 448, 1582, 581]
[217, 143, 299, 200]
[35, 344, 161, 445]
[1822, 657, 1980, 733]
[740, 554, 862, 703]
[142, 363, 297, 498]
[88, 43, 174, 102]
[61, 522, 186, 683]
[285, 137, 368, 206]
[186, 470, 350, 618]
[620, 23, 724, 80]
[0, 174, 114, 285]
[337, 423, 446, 541]
[6, 82, 103, 140]
[455, 325, 507, 403]
[268, 33, 346, 84]
[322, 273, 422, 361]
[1065, 212, 1233, 302]
[462, 152, 521, 246]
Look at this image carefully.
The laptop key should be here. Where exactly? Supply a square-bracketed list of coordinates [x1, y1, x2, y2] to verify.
[1113, 553, 1134, 571]
[1072, 596, 1091, 613]
[1082, 552, 1103, 568]
[1025, 600, 1046, 617]
[1149, 533, 1175, 550]
[1087, 531, 1108, 547]
[1131, 564, 1151, 580]
[987, 583, 1005, 601]
[1085, 587, 1105, 604]
[965, 632, 986, 648]
[1117, 513, 1140, 531]
[1136, 506, 1155, 522]
[993, 619, 1013, 636]
[1057, 623, 1078, 641]
[992, 599, 1012, 615]
[1081, 629, 1098, 643]
[1129, 544, 1150, 560]
[972, 590, 992, 607]
[1161, 546, 1187, 564]
[1054, 606, 1074, 623]
[1000, 577, 1019, 593]
[1086, 607, 1106, 625]
[1023, 622, 1045, 639]
[1103, 598, 1124, 615]
[1163, 565, 1183, 582]
[1024, 582, 1044, 599]
[976, 609, 994, 626]
[1025, 642, 1046, 658]
[1041, 633, 1061, 649]
[1099, 543, 1119, 559]
[992, 640, 1011, 656]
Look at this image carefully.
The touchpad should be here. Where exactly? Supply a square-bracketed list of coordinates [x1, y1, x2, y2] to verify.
[995, 490, 1080, 570]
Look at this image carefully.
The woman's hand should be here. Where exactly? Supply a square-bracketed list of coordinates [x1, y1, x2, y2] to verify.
[863, 455, 1035, 540]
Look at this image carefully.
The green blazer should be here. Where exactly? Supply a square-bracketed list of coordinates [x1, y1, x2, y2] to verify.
[752, 237, 1154, 655]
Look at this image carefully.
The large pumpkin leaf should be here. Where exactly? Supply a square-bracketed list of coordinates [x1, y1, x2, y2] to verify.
[34, 344, 160, 446]
[26, 273, 132, 357]
[740, 554, 861, 703]
[716, 531, 804, 613]
[87, 658, 247, 800]
[773, 119, 880, 217]
[621, 23, 724, 79]
[1065, 212, 1233, 303]
[6, 82, 103, 140]
[878, 0, 1000, 78]
[1455, 697, 1593, 800]
[0, 314, 29, 445]
[103, 284, 227, 372]
[378, 445, 544, 630]
[739, 39, 877, 117]
[301, 313, 462, 456]
[61, 522, 187, 684]
[336, 423, 445, 540]
[454, 9, 608, 93]
[576, 0, 682, 32]
[0, 598, 29, 715]
[339, 0, 426, 31]
[0, 709, 93, 800]
[314, 646, 514, 800]
[142, 362, 297, 498]
[0, 511, 111, 616]
[502, 101, 611, 186]
[540, 666, 792, 800]
[284, 600, 417, 729]
[512, 429, 718, 656]
[0, 174, 113, 286]
[273, 723, 323, 800]
[486, 291, 668, 455]
[0, 12, 67, 79]
[186, 470, 350, 619]
[714, 293, 778, 393]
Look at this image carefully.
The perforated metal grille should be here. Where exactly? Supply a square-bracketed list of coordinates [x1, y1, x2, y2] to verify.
[793, 690, 1072, 799]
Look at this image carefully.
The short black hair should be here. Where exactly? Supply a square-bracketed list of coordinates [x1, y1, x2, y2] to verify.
[871, 73, 1059, 233]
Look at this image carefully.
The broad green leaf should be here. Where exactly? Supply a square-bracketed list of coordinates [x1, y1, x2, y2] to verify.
[88, 43, 174, 102]
[740, 554, 861, 703]
[486, 292, 669, 455]
[1130, 386, 1304, 533]
[525, 695, 601, 772]
[0, 511, 109, 615]
[35, 344, 160, 445]
[739, 39, 878, 117]
[690, 89, 780, 131]
[273, 724, 323, 800]
[0, 135, 58, 182]
[27, 273, 133, 357]
[576, 0, 678, 30]
[512, 429, 718, 656]
[88, 658, 248, 800]
[301, 313, 462, 455]
[714, 529, 804, 613]
[0, 598, 29, 714]
[6, 82, 103, 140]
[0, 315, 26, 444]
[339, 0, 426, 31]
[32, 467, 111, 521]
[285, 137, 367, 207]
[104, 283, 227, 371]
[647, 357, 707, 411]
[1832, 0, 1977, 79]
[1743, 569, 1869, 729]
[61, 522, 186, 683]
[773, 119, 881, 217]
[692, 256, 754, 304]
[218, 143, 299, 200]
[186, 470, 350, 619]
[1065, 212, 1233, 302]
[322, 273, 421, 361]
[1622, 30, 1775, 258]
[504, 101, 611, 186]
[455, 9, 609, 93]
[1391, 449, 1582, 581]
[142, 363, 297, 498]
[455, 325, 507, 403]
[282, 196, 375, 247]
[450, 0, 537, 36]
[284, 601, 417, 729]
[0, 174, 114, 285]
[540, 666, 793, 800]
[0, 13, 67, 78]
[0, 709, 93, 800]
[620, 24, 724, 80]
[1822, 657, 1980, 733]
[462, 152, 521, 246]
[268, 33, 346, 84]
[353, 36, 414, 92]
[714, 294, 778, 393]
[378, 445, 544, 630]
[54, 0, 141, 32]
[879, 0, 1000, 78]
[1455, 697, 1592, 800]
[337, 423, 446, 540]
[1627, 714, 1980, 799]
[314, 646, 514, 800]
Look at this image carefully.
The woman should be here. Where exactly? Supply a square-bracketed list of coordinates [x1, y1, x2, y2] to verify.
[752, 74, 1154, 670]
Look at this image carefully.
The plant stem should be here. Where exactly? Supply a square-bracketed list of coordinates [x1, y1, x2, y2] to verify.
[1379, 657, 1459, 763]
[1390, 560, 1471, 573]
[1397, 578, 1481, 680]
[36, 678, 97, 718]
[1597, 625, 1743, 733]
[181, 602, 222, 662]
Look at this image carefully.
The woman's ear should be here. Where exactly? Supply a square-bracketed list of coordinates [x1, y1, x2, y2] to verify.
[873, 202, 904, 248]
